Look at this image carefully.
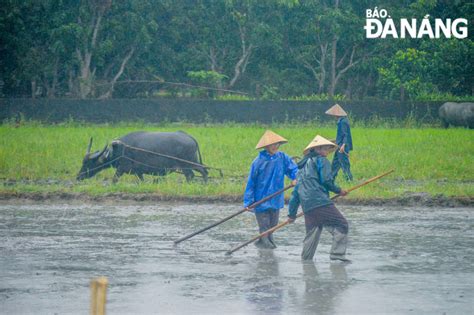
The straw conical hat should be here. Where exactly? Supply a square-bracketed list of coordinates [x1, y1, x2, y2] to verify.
[255, 130, 288, 149]
[325, 104, 347, 116]
[303, 135, 337, 155]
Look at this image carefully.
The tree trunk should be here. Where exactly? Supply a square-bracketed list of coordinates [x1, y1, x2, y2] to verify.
[46, 61, 58, 98]
[68, 69, 75, 97]
[209, 47, 224, 96]
[345, 77, 352, 100]
[77, 50, 94, 99]
[227, 24, 254, 89]
[319, 44, 327, 94]
[76, 13, 103, 98]
[330, 44, 359, 98]
[328, 0, 340, 97]
[99, 47, 135, 99]
[329, 37, 338, 97]
[297, 43, 327, 94]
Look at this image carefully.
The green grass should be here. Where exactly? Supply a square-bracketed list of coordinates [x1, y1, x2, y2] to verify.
[1, 121, 473, 199]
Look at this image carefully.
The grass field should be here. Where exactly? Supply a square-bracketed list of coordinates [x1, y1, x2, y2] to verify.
[1, 121, 473, 199]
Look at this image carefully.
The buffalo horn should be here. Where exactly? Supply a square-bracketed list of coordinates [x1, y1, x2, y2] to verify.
[99, 143, 108, 157]
[86, 137, 93, 155]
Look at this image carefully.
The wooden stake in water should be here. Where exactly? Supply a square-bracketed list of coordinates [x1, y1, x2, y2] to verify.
[90, 276, 108, 315]
[226, 170, 394, 255]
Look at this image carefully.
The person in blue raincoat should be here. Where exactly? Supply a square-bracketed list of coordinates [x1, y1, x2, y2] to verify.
[244, 130, 298, 249]
[325, 104, 353, 181]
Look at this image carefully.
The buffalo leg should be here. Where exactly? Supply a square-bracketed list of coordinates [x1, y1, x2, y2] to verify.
[183, 169, 195, 182]
[196, 167, 208, 183]
[113, 169, 124, 183]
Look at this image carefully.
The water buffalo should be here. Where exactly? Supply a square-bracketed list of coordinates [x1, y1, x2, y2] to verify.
[439, 102, 474, 128]
[77, 131, 208, 182]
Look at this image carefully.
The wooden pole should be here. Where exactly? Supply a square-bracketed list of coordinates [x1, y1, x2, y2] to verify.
[226, 170, 394, 255]
[90, 276, 108, 315]
[174, 184, 295, 244]
[340, 169, 394, 195]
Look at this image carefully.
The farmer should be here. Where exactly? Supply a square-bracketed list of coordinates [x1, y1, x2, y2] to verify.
[325, 104, 353, 181]
[244, 130, 298, 249]
[287, 135, 350, 262]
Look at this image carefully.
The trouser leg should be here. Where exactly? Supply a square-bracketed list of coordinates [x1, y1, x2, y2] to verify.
[301, 226, 323, 260]
[331, 152, 341, 179]
[255, 210, 277, 249]
[302, 209, 323, 260]
[267, 209, 280, 246]
[255, 211, 270, 233]
[339, 152, 353, 181]
[304, 204, 350, 261]
[326, 226, 349, 259]
[324, 205, 350, 261]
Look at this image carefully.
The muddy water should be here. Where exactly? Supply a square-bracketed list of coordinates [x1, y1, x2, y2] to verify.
[0, 203, 472, 314]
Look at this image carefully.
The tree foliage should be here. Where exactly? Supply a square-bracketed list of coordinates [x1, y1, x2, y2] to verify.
[0, 0, 472, 100]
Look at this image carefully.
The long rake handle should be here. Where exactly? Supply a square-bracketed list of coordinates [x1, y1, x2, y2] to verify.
[342, 169, 394, 194]
[226, 169, 394, 255]
[174, 184, 295, 244]
[225, 213, 304, 255]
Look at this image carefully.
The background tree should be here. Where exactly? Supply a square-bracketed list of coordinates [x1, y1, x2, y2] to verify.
[0, 0, 472, 99]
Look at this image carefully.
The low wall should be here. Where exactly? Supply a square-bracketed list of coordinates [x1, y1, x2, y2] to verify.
[0, 98, 443, 123]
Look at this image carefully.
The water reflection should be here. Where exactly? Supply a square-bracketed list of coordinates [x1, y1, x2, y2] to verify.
[246, 250, 283, 314]
[302, 261, 349, 314]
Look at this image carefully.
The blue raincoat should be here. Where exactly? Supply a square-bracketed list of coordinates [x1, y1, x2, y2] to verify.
[332, 116, 353, 180]
[336, 117, 353, 152]
[243, 150, 298, 212]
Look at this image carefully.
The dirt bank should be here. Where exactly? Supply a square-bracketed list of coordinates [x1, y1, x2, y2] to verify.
[0, 192, 472, 207]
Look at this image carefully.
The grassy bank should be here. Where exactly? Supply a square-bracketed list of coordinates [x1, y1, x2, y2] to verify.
[1, 122, 473, 200]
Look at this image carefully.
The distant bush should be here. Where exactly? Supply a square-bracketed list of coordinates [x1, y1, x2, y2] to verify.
[213, 93, 348, 101]
[214, 94, 255, 101]
[285, 94, 347, 101]
[413, 92, 474, 102]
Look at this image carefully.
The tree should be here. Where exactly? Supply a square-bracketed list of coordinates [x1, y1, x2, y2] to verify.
[288, 0, 368, 97]
[378, 48, 435, 100]
[63, 0, 155, 98]
[0, 0, 472, 99]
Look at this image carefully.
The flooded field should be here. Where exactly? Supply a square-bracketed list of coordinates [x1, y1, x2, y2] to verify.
[0, 202, 473, 314]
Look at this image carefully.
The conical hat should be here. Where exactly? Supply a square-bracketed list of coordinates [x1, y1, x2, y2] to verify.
[255, 130, 288, 149]
[303, 135, 337, 155]
[325, 104, 347, 116]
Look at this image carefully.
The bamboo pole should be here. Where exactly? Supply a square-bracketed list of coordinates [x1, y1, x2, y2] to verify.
[90, 276, 108, 315]
[226, 170, 394, 255]
[174, 184, 295, 244]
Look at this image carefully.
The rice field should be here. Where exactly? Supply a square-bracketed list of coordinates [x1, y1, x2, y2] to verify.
[1, 122, 473, 199]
